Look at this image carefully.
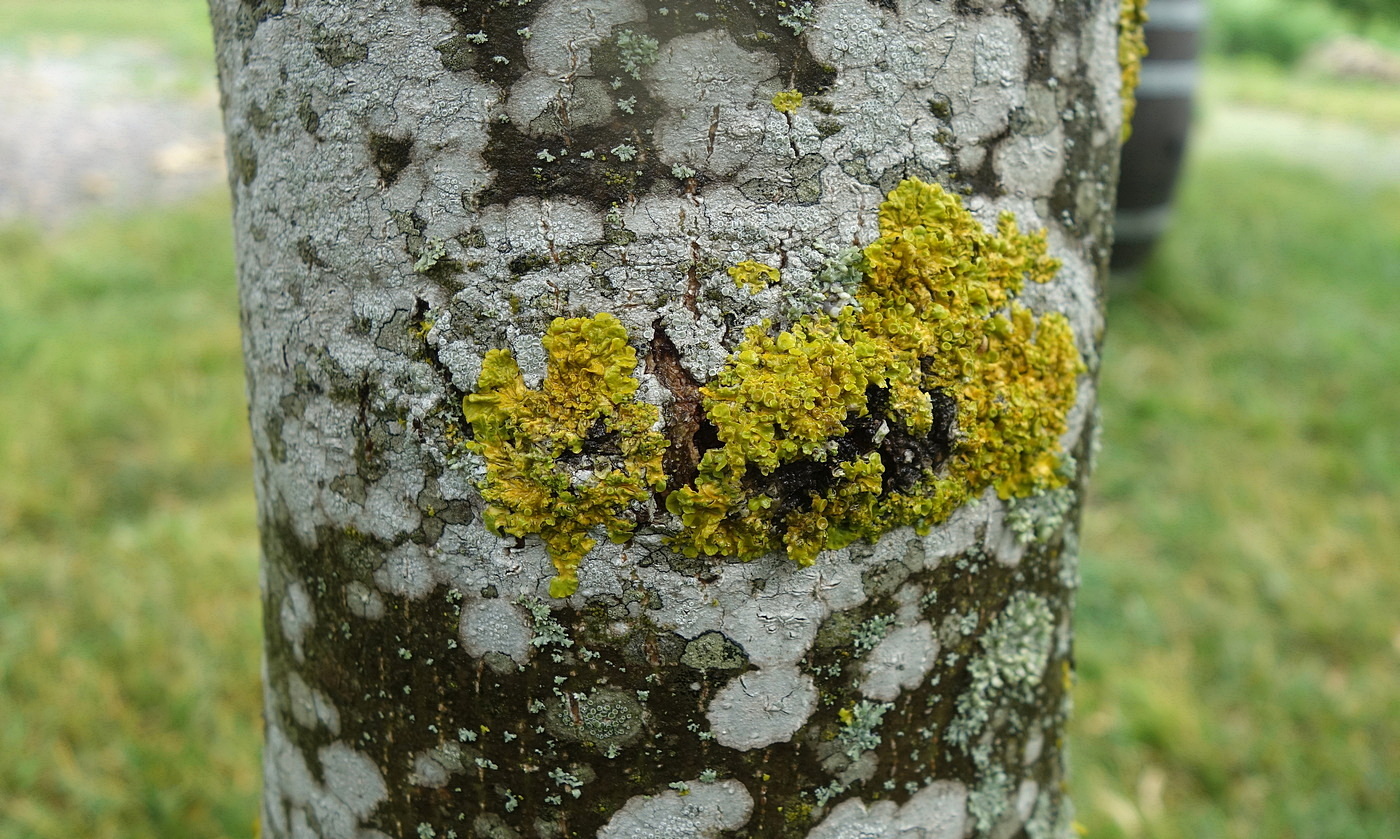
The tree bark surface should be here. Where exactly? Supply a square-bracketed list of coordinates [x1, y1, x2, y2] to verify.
[209, 1, 1120, 837]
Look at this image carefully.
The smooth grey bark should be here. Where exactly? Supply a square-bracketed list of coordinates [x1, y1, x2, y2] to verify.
[209, 1, 1119, 837]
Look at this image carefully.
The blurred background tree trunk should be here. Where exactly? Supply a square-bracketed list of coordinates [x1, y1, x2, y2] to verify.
[208, 1, 1122, 836]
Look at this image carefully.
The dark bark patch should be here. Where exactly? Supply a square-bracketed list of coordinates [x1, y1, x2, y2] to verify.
[297, 96, 321, 137]
[231, 133, 258, 185]
[416, 0, 533, 88]
[240, 0, 284, 25]
[433, 34, 479, 72]
[315, 34, 369, 68]
[369, 133, 414, 187]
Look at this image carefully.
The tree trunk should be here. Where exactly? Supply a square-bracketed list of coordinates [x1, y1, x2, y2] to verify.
[209, 1, 1120, 837]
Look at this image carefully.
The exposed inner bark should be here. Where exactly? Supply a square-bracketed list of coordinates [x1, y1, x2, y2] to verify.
[646, 323, 715, 495]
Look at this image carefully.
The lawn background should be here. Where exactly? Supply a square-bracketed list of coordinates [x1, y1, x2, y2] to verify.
[1, 2, 1397, 837]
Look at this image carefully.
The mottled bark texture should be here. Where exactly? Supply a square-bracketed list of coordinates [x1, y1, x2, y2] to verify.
[209, 1, 1119, 837]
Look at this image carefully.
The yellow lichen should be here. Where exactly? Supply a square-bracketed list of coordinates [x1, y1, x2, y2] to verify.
[771, 89, 804, 115]
[728, 260, 780, 291]
[1118, 0, 1149, 141]
[666, 178, 1083, 565]
[464, 181, 1084, 590]
[462, 313, 667, 597]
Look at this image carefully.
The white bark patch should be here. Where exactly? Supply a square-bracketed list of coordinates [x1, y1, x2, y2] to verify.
[647, 30, 779, 177]
[858, 621, 939, 702]
[280, 581, 315, 662]
[408, 742, 466, 788]
[805, 780, 967, 839]
[995, 127, 1066, 200]
[288, 672, 342, 735]
[524, 0, 646, 76]
[344, 581, 386, 620]
[361, 469, 425, 540]
[373, 541, 435, 600]
[598, 779, 754, 839]
[707, 666, 818, 751]
[263, 723, 389, 839]
[319, 742, 388, 820]
[458, 597, 533, 664]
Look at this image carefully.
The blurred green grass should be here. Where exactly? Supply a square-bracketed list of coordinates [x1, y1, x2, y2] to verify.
[1074, 120, 1400, 836]
[0, 196, 261, 839]
[3, 2, 1400, 837]
[0, 0, 214, 66]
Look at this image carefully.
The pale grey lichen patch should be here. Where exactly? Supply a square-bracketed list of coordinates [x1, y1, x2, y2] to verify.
[344, 580, 386, 620]
[373, 541, 435, 600]
[318, 742, 388, 820]
[1024, 785, 1077, 839]
[1006, 486, 1076, 547]
[1084, 0, 1127, 144]
[920, 490, 995, 564]
[458, 597, 533, 664]
[990, 778, 1041, 839]
[280, 580, 315, 662]
[858, 621, 938, 702]
[646, 29, 779, 177]
[835, 699, 892, 761]
[598, 779, 754, 839]
[995, 127, 1066, 200]
[288, 672, 342, 735]
[898, 781, 971, 839]
[806, 0, 1031, 187]
[681, 631, 748, 672]
[506, 74, 614, 137]
[264, 726, 389, 839]
[968, 765, 1012, 834]
[360, 468, 427, 541]
[524, 0, 645, 76]
[408, 742, 467, 788]
[707, 666, 818, 751]
[805, 779, 967, 839]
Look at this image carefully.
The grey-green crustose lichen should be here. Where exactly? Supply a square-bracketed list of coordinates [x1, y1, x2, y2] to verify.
[463, 179, 1084, 595]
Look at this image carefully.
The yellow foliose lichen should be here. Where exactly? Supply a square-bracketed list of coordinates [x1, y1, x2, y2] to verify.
[1119, 0, 1150, 141]
[728, 260, 781, 291]
[462, 312, 667, 597]
[666, 178, 1084, 564]
[771, 89, 804, 114]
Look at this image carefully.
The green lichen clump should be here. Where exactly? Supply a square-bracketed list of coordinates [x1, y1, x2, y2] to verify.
[1119, 0, 1150, 141]
[462, 313, 666, 597]
[666, 178, 1083, 565]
